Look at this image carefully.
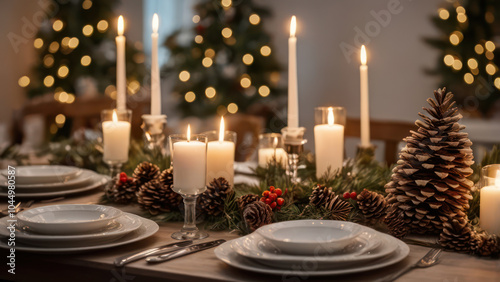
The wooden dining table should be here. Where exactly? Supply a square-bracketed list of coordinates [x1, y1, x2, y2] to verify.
[0, 188, 499, 282]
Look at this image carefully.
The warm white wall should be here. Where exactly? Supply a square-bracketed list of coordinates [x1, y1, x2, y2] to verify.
[255, 0, 442, 152]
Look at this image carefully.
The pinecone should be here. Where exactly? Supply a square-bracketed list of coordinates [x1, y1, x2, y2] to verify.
[439, 217, 474, 253]
[385, 88, 474, 236]
[357, 189, 387, 223]
[478, 234, 500, 257]
[324, 195, 352, 221]
[106, 175, 137, 204]
[309, 185, 332, 207]
[157, 168, 182, 208]
[237, 194, 260, 212]
[136, 179, 181, 215]
[198, 177, 233, 216]
[384, 207, 409, 239]
[133, 162, 160, 187]
[243, 201, 273, 231]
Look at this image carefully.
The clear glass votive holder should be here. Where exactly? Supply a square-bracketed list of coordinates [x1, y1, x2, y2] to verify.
[202, 130, 237, 187]
[101, 109, 132, 178]
[168, 132, 208, 240]
[141, 114, 168, 157]
[314, 107, 346, 179]
[479, 164, 500, 235]
[258, 133, 287, 168]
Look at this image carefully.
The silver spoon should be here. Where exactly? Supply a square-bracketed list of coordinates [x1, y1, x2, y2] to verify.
[380, 248, 442, 282]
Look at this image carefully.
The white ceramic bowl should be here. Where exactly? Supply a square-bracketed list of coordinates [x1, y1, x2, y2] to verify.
[17, 204, 123, 235]
[255, 220, 363, 255]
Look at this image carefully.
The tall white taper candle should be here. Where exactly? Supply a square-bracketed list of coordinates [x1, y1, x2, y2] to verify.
[151, 13, 161, 116]
[288, 16, 298, 129]
[116, 16, 126, 111]
[360, 45, 371, 147]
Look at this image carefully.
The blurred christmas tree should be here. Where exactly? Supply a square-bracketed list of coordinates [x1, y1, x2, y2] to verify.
[425, 0, 500, 117]
[163, 0, 285, 120]
[20, 0, 145, 105]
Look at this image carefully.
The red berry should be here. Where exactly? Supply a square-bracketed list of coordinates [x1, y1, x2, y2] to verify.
[120, 172, 127, 178]
[343, 192, 350, 199]
[260, 197, 266, 202]
[275, 188, 282, 196]
[262, 191, 270, 197]
[270, 202, 277, 209]
[270, 193, 278, 201]
[277, 198, 285, 206]
[265, 198, 272, 205]
[350, 192, 357, 199]
[269, 186, 275, 192]
[276, 206, 281, 211]
[119, 176, 127, 183]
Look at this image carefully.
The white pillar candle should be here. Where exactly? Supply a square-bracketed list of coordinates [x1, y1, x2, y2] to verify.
[173, 125, 207, 195]
[314, 108, 344, 179]
[287, 16, 299, 129]
[480, 170, 500, 234]
[359, 45, 370, 147]
[102, 110, 131, 163]
[150, 13, 161, 116]
[115, 15, 126, 111]
[258, 148, 287, 167]
[207, 117, 235, 186]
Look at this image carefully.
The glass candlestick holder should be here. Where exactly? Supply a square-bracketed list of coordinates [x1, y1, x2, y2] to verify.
[281, 127, 307, 184]
[101, 109, 132, 180]
[141, 114, 167, 158]
[169, 132, 208, 240]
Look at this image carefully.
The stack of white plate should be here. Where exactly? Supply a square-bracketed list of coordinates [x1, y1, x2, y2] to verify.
[215, 220, 410, 276]
[0, 204, 159, 253]
[0, 165, 109, 198]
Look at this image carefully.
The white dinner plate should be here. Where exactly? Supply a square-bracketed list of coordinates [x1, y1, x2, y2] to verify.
[0, 213, 158, 253]
[232, 231, 397, 269]
[0, 174, 109, 198]
[0, 169, 95, 192]
[1, 165, 81, 185]
[0, 213, 142, 247]
[214, 233, 409, 276]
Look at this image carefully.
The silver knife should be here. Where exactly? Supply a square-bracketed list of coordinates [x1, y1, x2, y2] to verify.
[146, 239, 226, 263]
[114, 240, 193, 267]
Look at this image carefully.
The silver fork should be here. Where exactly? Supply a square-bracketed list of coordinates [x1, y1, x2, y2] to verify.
[381, 248, 442, 282]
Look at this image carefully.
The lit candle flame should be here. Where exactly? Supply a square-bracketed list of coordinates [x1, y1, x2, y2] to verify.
[495, 170, 500, 186]
[112, 110, 118, 122]
[118, 15, 124, 36]
[187, 124, 191, 142]
[360, 45, 367, 65]
[327, 107, 334, 126]
[290, 16, 296, 38]
[273, 137, 278, 149]
[219, 116, 225, 142]
[152, 13, 159, 34]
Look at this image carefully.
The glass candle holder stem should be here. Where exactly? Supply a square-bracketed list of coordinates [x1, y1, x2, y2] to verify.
[281, 127, 307, 185]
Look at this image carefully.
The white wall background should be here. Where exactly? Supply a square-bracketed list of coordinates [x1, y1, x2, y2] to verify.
[0, 0, 443, 156]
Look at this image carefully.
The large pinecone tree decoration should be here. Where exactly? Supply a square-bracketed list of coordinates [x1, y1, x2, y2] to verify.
[385, 88, 474, 236]
[198, 177, 233, 216]
[106, 174, 137, 204]
[357, 189, 387, 224]
[136, 178, 181, 215]
[133, 162, 160, 187]
[243, 201, 273, 231]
